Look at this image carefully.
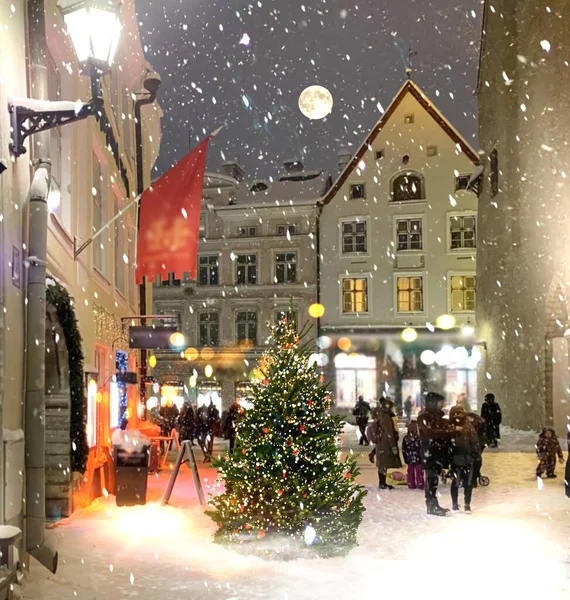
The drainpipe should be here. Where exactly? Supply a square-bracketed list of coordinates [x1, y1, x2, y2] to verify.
[134, 74, 160, 417]
[24, 0, 58, 574]
[316, 202, 323, 345]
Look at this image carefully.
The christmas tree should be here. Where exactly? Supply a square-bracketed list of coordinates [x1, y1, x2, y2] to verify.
[206, 317, 366, 557]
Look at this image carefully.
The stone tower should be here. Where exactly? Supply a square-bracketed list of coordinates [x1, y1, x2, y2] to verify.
[477, 0, 570, 431]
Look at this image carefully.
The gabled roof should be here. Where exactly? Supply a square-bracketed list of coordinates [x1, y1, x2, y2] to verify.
[322, 80, 480, 205]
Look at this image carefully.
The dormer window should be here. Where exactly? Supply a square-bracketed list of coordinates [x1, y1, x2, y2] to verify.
[391, 171, 425, 202]
[250, 181, 268, 193]
[238, 226, 257, 237]
[349, 183, 366, 200]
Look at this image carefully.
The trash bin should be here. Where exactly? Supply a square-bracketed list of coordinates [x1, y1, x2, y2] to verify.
[113, 444, 149, 506]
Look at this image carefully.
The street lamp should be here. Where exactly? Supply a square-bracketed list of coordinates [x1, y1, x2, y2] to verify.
[8, 0, 122, 157]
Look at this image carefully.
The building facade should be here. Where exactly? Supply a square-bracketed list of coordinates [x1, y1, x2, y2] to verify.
[0, 0, 162, 527]
[152, 162, 328, 412]
[477, 0, 570, 432]
[319, 81, 481, 417]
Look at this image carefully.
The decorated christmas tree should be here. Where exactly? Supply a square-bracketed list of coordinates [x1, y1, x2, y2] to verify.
[206, 317, 366, 557]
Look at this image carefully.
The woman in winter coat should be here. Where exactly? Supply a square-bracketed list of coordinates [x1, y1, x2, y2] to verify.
[375, 398, 402, 490]
[448, 406, 480, 512]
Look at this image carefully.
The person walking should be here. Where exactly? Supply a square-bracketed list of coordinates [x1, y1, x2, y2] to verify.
[207, 400, 221, 457]
[418, 392, 455, 516]
[374, 398, 402, 490]
[353, 395, 371, 445]
[223, 399, 242, 454]
[481, 393, 502, 447]
[402, 420, 424, 490]
[449, 406, 480, 512]
[403, 396, 413, 424]
[465, 410, 487, 486]
[536, 427, 564, 479]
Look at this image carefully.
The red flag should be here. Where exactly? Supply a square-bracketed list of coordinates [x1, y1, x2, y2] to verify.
[136, 136, 211, 284]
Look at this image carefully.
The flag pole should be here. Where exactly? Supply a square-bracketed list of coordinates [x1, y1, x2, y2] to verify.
[74, 194, 141, 260]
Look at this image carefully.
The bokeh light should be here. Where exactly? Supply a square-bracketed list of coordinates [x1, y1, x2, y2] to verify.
[201, 347, 215, 361]
[436, 314, 456, 330]
[308, 303, 325, 318]
[420, 350, 436, 365]
[204, 364, 213, 378]
[401, 327, 418, 342]
[169, 332, 185, 347]
[184, 347, 199, 361]
[148, 355, 157, 368]
[337, 337, 351, 352]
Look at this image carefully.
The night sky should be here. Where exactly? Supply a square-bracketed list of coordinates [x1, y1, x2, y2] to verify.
[135, 0, 482, 179]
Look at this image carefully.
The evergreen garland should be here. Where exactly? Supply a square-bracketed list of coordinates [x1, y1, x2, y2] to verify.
[46, 277, 89, 474]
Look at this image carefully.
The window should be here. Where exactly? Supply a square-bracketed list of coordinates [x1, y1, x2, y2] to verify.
[236, 254, 257, 284]
[199, 313, 219, 346]
[342, 220, 367, 254]
[451, 275, 476, 312]
[404, 113, 415, 124]
[375, 150, 385, 160]
[349, 183, 366, 200]
[86, 376, 98, 448]
[342, 278, 368, 314]
[161, 273, 181, 287]
[236, 311, 257, 346]
[277, 224, 297, 236]
[392, 172, 424, 201]
[238, 226, 257, 237]
[92, 154, 108, 276]
[450, 214, 476, 250]
[397, 277, 424, 312]
[490, 148, 499, 197]
[396, 218, 423, 251]
[114, 196, 126, 295]
[274, 252, 297, 283]
[275, 310, 297, 326]
[455, 174, 472, 191]
[199, 255, 219, 285]
[250, 182, 268, 192]
[427, 145, 438, 157]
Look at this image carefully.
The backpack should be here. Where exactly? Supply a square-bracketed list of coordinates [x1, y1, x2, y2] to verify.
[366, 421, 379, 444]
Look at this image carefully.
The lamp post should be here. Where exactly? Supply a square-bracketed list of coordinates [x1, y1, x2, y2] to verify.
[9, 0, 122, 156]
[17, 0, 121, 574]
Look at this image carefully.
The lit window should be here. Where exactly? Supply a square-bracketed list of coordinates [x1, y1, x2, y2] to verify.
[236, 311, 257, 345]
[86, 379, 98, 448]
[450, 214, 476, 250]
[199, 255, 219, 285]
[397, 277, 423, 312]
[396, 218, 423, 251]
[236, 254, 257, 284]
[451, 275, 476, 312]
[199, 313, 219, 346]
[392, 172, 425, 201]
[349, 183, 366, 200]
[342, 278, 368, 314]
[274, 252, 297, 283]
[342, 220, 367, 254]
[238, 226, 257, 237]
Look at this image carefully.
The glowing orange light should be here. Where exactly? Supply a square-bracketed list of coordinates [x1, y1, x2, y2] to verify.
[308, 303, 325, 319]
[184, 347, 199, 361]
[169, 332, 185, 347]
[337, 337, 351, 352]
[201, 347, 215, 361]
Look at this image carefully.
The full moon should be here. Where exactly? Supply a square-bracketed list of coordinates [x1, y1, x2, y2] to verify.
[298, 85, 333, 120]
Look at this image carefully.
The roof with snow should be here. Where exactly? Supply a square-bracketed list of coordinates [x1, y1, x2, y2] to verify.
[227, 168, 331, 208]
[322, 79, 481, 205]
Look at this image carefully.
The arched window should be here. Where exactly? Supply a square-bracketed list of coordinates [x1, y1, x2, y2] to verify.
[391, 172, 425, 201]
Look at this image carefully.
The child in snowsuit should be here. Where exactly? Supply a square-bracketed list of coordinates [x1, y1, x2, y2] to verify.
[402, 420, 424, 489]
[536, 427, 564, 478]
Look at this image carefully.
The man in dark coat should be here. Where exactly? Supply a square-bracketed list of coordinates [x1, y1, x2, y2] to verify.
[481, 393, 502, 447]
[353, 395, 371, 445]
[418, 392, 456, 516]
[224, 399, 242, 454]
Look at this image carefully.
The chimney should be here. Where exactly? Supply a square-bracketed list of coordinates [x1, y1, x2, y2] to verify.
[221, 161, 245, 182]
[338, 149, 352, 172]
[283, 158, 304, 173]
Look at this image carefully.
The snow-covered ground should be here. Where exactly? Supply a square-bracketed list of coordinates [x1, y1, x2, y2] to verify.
[19, 430, 570, 600]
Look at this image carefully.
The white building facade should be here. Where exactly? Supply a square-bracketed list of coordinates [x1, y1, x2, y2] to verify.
[318, 81, 481, 416]
[152, 163, 328, 412]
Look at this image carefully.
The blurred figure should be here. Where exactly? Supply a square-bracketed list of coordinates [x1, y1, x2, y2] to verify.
[481, 393, 502, 447]
[178, 403, 196, 445]
[374, 398, 402, 490]
[353, 395, 371, 445]
[403, 395, 413, 424]
[223, 399, 242, 454]
[536, 427, 564, 479]
[159, 399, 179, 436]
[206, 400, 221, 456]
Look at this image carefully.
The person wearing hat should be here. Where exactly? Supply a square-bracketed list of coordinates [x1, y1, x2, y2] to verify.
[374, 397, 402, 490]
[418, 392, 456, 516]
